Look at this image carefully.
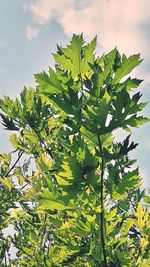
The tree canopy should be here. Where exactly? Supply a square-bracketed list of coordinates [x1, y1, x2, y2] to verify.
[0, 34, 150, 266]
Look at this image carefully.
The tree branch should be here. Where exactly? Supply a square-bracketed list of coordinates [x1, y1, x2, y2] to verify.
[5, 151, 24, 177]
[97, 134, 108, 267]
[0, 150, 28, 205]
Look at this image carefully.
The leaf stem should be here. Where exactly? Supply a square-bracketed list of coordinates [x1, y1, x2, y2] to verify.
[97, 134, 107, 267]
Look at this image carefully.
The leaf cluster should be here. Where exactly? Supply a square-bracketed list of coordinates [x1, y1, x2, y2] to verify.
[0, 34, 149, 266]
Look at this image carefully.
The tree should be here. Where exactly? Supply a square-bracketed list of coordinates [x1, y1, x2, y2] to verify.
[0, 34, 150, 266]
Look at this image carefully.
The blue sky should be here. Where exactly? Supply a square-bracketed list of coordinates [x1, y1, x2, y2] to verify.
[0, 0, 149, 188]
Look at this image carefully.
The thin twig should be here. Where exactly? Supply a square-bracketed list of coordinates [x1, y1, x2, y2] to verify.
[5, 151, 24, 177]
[1, 182, 29, 205]
[0, 150, 27, 205]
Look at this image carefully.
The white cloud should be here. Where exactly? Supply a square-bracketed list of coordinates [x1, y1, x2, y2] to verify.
[26, 0, 150, 56]
[26, 0, 76, 24]
[26, 25, 39, 41]
[25, 0, 150, 86]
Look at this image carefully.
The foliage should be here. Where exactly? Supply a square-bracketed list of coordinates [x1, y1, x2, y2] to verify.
[0, 34, 150, 266]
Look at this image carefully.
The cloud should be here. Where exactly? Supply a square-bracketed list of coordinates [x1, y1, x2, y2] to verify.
[26, 25, 39, 41]
[26, 0, 150, 56]
[26, 0, 76, 25]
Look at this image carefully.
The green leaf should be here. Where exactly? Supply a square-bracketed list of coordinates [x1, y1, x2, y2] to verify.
[35, 70, 62, 94]
[29, 232, 38, 245]
[121, 218, 135, 235]
[113, 54, 142, 84]
[22, 247, 34, 256]
[134, 203, 148, 228]
[2, 177, 13, 191]
[95, 48, 117, 96]
[117, 168, 142, 194]
[21, 87, 35, 112]
[10, 133, 19, 149]
[142, 259, 150, 266]
[38, 189, 73, 211]
[105, 208, 117, 223]
[144, 195, 150, 204]
[81, 36, 97, 74]
[53, 34, 84, 77]
[53, 53, 76, 74]
[55, 175, 72, 186]
[36, 153, 53, 172]
[115, 77, 143, 92]
[125, 115, 150, 128]
[0, 113, 18, 130]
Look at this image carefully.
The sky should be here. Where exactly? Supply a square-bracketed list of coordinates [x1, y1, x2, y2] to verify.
[0, 0, 149, 188]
